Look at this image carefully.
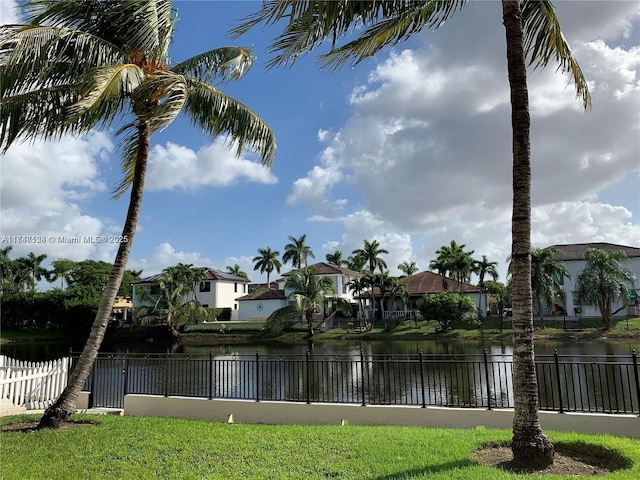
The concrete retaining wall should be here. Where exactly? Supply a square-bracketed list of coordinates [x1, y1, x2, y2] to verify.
[124, 394, 639, 438]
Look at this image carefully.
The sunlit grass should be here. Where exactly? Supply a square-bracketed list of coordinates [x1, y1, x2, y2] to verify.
[1, 414, 638, 480]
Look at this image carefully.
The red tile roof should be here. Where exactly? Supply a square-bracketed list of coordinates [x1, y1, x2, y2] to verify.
[550, 243, 640, 261]
[400, 271, 481, 295]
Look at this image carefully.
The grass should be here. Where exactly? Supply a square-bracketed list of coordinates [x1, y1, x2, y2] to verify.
[1, 414, 638, 479]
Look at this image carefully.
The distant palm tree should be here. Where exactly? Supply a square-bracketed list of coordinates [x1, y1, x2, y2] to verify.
[352, 239, 388, 273]
[346, 276, 367, 323]
[473, 255, 499, 314]
[50, 259, 76, 290]
[16, 252, 49, 292]
[226, 263, 249, 279]
[325, 250, 345, 266]
[433, 241, 475, 289]
[528, 247, 569, 321]
[1, 0, 276, 429]
[428, 258, 450, 291]
[397, 260, 418, 277]
[268, 267, 336, 337]
[253, 247, 282, 288]
[136, 265, 207, 338]
[576, 249, 636, 329]
[282, 234, 315, 268]
[346, 253, 367, 273]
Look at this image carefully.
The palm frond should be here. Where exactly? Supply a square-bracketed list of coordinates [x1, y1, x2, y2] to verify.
[521, 0, 591, 111]
[183, 79, 276, 165]
[173, 47, 257, 83]
[67, 63, 145, 124]
[112, 122, 141, 199]
[130, 70, 188, 132]
[23, 0, 175, 62]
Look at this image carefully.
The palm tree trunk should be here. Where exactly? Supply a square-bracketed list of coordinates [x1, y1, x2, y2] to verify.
[37, 121, 150, 429]
[502, 0, 554, 468]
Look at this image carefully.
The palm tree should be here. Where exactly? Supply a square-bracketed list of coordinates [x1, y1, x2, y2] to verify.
[473, 255, 499, 314]
[282, 234, 315, 268]
[529, 247, 569, 322]
[136, 265, 207, 338]
[345, 253, 367, 273]
[231, 0, 590, 467]
[226, 263, 249, 279]
[576, 249, 636, 330]
[16, 252, 49, 292]
[253, 247, 282, 288]
[49, 259, 76, 290]
[0, 246, 18, 296]
[269, 267, 335, 337]
[432, 241, 475, 289]
[326, 250, 345, 266]
[346, 276, 367, 324]
[352, 239, 389, 273]
[1, 0, 276, 429]
[428, 257, 450, 291]
[398, 260, 418, 278]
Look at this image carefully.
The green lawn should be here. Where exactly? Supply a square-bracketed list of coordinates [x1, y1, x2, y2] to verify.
[1, 414, 638, 479]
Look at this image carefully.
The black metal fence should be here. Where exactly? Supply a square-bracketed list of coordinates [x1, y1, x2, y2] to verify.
[76, 350, 640, 415]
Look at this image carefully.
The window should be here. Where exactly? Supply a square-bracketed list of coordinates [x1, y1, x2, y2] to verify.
[200, 282, 211, 292]
[202, 304, 208, 308]
[234, 303, 238, 310]
[234, 282, 238, 292]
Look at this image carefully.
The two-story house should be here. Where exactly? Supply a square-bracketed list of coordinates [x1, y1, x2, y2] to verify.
[132, 267, 250, 321]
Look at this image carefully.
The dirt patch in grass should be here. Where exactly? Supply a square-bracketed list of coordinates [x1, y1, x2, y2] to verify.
[1, 419, 100, 433]
[472, 442, 633, 476]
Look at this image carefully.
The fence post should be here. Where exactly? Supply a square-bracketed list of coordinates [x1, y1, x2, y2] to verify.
[360, 348, 366, 406]
[306, 349, 311, 405]
[89, 361, 96, 409]
[633, 350, 640, 417]
[483, 349, 492, 410]
[122, 349, 129, 397]
[208, 350, 213, 400]
[164, 349, 170, 398]
[419, 349, 426, 408]
[255, 351, 260, 403]
[554, 349, 564, 413]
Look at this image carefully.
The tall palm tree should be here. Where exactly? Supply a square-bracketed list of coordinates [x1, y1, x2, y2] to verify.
[1, 0, 276, 429]
[576, 249, 636, 329]
[428, 257, 450, 291]
[325, 250, 345, 266]
[473, 255, 499, 314]
[346, 276, 367, 323]
[433, 241, 475, 289]
[49, 259, 76, 290]
[529, 247, 569, 321]
[345, 253, 367, 273]
[231, 0, 590, 467]
[252, 247, 282, 288]
[352, 239, 388, 273]
[398, 260, 418, 277]
[226, 263, 249, 279]
[282, 234, 315, 268]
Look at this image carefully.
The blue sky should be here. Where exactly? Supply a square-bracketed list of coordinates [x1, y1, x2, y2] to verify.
[1, 0, 639, 286]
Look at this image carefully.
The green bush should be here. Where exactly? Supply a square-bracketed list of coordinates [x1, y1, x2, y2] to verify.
[418, 292, 477, 332]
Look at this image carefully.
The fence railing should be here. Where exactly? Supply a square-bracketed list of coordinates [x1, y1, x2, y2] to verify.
[77, 350, 640, 415]
[0, 355, 70, 409]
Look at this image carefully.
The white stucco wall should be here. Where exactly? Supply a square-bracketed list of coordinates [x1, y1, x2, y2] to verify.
[238, 298, 289, 321]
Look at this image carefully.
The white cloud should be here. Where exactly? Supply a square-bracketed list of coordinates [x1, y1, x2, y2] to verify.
[1, 133, 113, 261]
[146, 138, 278, 191]
[0, 1, 19, 24]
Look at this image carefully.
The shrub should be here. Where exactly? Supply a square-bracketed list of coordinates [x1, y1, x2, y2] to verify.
[419, 292, 477, 332]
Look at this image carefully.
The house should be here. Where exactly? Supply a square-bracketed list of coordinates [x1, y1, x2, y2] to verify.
[236, 262, 363, 321]
[373, 270, 484, 320]
[549, 243, 640, 317]
[131, 267, 250, 321]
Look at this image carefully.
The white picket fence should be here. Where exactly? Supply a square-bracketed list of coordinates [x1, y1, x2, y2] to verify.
[0, 355, 70, 409]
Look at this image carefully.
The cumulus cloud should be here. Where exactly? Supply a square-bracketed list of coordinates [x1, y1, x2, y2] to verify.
[289, 1, 639, 281]
[146, 138, 278, 191]
[1, 133, 114, 261]
[129, 243, 213, 277]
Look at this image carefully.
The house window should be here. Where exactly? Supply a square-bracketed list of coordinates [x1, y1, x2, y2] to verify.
[200, 282, 211, 292]
[234, 282, 238, 292]
[234, 303, 238, 310]
[243, 284, 246, 293]
[202, 304, 208, 308]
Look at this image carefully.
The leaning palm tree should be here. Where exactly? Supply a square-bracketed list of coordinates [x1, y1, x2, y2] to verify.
[576, 248, 636, 330]
[231, 0, 590, 467]
[352, 239, 389, 273]
[282, 234, 315, 268]
[1, 0, 276, 429]
[252, 247, 282, 288]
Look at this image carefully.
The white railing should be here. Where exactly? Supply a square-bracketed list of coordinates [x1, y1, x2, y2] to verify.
[382, 310, 423, 320]
[0, 355, 70, 409]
